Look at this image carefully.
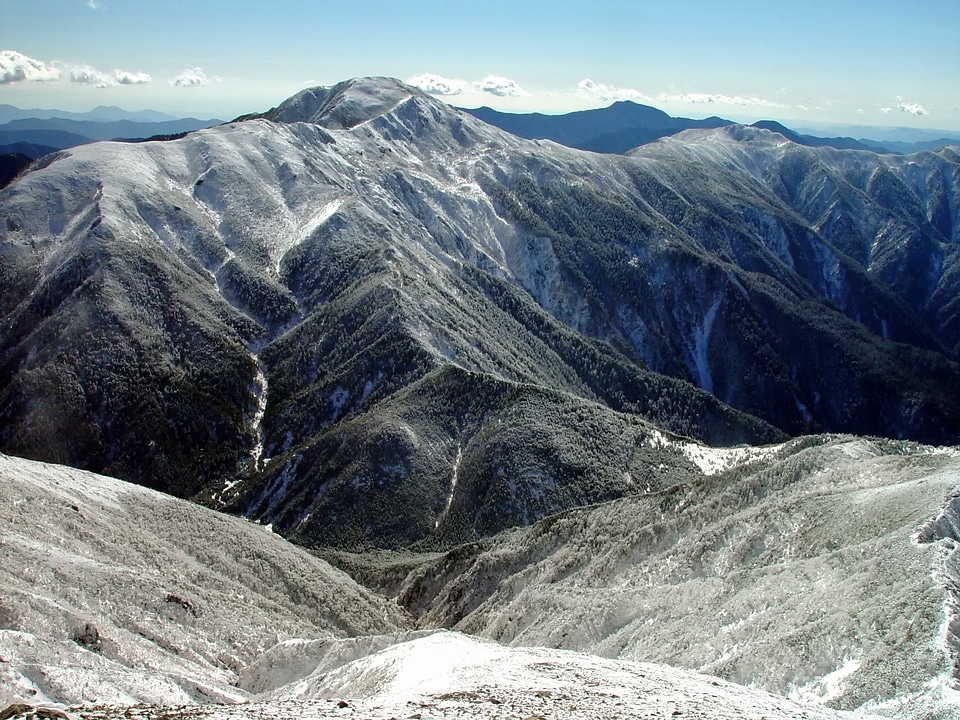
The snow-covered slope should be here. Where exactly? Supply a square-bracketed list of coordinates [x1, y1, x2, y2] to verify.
[7, 631, 892, 720]
[2, 441, 957, 718]
[0, 453, 409, 707]
[260, 631, 886, 720]
[394, 436, 960, 718]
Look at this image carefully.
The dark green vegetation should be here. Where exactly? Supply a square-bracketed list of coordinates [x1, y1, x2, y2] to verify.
[1, 78, 958, 549]
[0, 153, 32, 190]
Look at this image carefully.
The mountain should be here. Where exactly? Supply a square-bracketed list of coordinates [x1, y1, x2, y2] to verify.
[750, 120, 884, 152]
[0, 103, 178, 123]
[1, 77, 959, 553]
[0, 116, 223, 151]
[0, 153, 32, 190]
[862, 137, 960, 154]
[463, 102, 894, 156]
[0, 127, 95, 151]
[464, 100, 732, 153]
[0, 141, 59, 160]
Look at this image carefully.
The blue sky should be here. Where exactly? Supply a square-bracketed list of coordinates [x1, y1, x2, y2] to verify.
[2, 0, 958, 130]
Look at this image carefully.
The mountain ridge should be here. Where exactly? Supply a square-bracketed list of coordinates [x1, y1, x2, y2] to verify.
[461, 100, 944, 155]
[1, 77, 958, 551]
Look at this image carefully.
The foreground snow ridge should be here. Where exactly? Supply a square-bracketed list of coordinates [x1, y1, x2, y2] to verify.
[8, 632, 890, 720]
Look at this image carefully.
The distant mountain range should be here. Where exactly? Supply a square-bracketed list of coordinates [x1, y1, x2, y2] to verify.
[0, 108, 224, 189]
[0, 103, 181, 123]
[0, 115, 223, 153]
[464, 101, 731, 154]
[463, 101, 960, 155]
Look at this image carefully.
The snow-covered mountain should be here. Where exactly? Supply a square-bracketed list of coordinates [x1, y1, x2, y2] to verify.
[1, 76, 958, 552]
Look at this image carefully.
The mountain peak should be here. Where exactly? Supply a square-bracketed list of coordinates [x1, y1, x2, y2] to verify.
[264, 76, 419, 129]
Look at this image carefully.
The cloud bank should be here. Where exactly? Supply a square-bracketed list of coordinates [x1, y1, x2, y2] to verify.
[1, 50, 150, 89]
[408, 72, 528, 98]
[475, 75, 527, 97]
[70, 65, 152, 88]
[0, 50, 61, 84]
[577, 79, 650, 103]
[658, 91, 786, 109]
[172, 67, 209, 87]
[115, 70, 151, 85]
[408, 73, 468, 96]
[896, 97, 928, 116]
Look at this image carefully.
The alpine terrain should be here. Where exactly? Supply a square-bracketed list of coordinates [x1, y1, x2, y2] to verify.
[0, 76, 958, 718]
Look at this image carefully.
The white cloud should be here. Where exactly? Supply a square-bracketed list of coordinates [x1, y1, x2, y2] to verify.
[474, 75, 527, 97]
[86, 0, 105, 8]
[70, 65, 151, 88]
[880, 107, 892, 114]
[0, 50, 61, 84]
[408, 73, 468, 96]
[658, 91, 787, 109]
[171, 67, 209, 87]
[114, 69, 151, 85]
[577, 79, 650, 103]
[1, 50, 149, 89]
[70, 65, 112, 87]
[896, 96, 928, 116]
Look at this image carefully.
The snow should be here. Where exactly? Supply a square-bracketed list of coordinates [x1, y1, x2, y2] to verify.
[436, 445, 462, 528]
[281, 198, 344, 274]
[0, 453, 409, 709]
[399, 437, 960, 718]
[791, 657, 863, 705]
[690, 294, 722, 394]
[47, 631, 886, 720]
[647, 427, 785, 476]
[247, 354, 268, 470]
[3, 78, 959, 720]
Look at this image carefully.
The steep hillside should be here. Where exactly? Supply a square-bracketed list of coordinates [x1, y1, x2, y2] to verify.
[387, 436, 960, 718]
[0, 453, 409, 706]
[1, 77, 958, 549]
[2, 445, 953, 719]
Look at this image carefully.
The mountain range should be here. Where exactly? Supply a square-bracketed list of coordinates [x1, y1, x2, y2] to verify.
[1, 76, 958, 551]
[0, 104, 182, 124]
[462, 101, 960, 155]
[0, 116, 223, 154]
[1, 76, 959, 717]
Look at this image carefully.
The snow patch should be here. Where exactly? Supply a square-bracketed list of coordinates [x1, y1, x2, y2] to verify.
[247, 354, 268, 471]
[689, 295, 722, 394]
[647, 429, 785, 476]
[436, 445, 462, 528]
[279, 199, 343, 274]
[790, 657, 861, 705]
